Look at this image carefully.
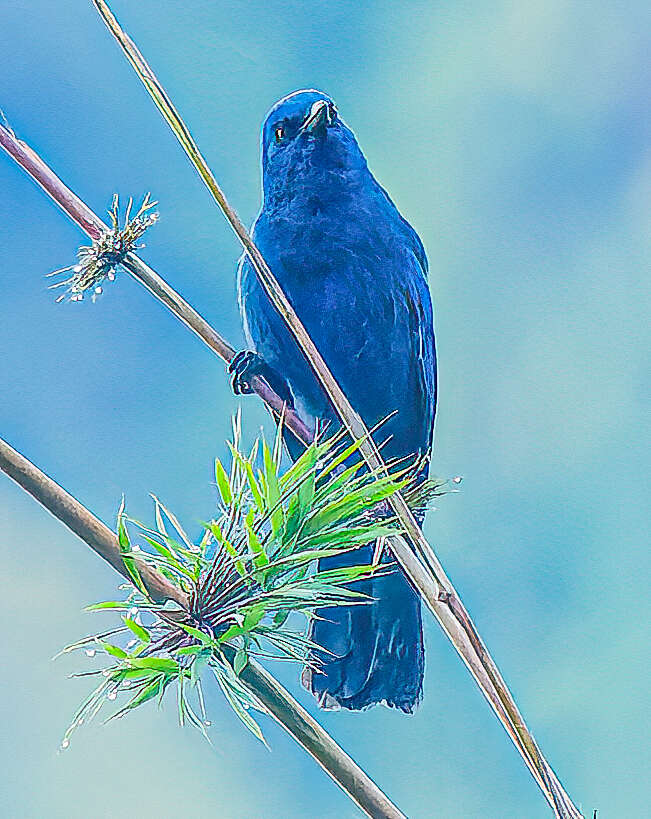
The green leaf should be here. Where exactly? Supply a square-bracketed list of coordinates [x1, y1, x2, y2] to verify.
[246, 519, 269, 569]
[191, 651, 209, 685]
[126, 677, 165, 709]
[279, 442, 318, 491]
[272, 609, 290, 628]
[206, 521, 247, 577]
[218, 623, 245, 643]
[123, 617, 151, 644]
[244, 460, 264, 513]
[266, 546, 355, 570]
[313, 460, 365, 505]
[153, 496, 196, 552]
[177, 672, 186, 726]
[120, 667, 163, 680]
[242, 603, 266, 632]
[316, 436, 367, 482]
[173, 645, 209, 656]
[212, 666, 267, 746]
[272, 413, 284, 468]
[102, 642, 128, 659]
[304, 476, 404, 536]
[263, 441, 283, 538]
[177, 623, 215, 646]
[116, 498, 148, 597]
[128, 657, 179, 673]
[296, 447, 316, 514]
[153, 496, 168, 536]
[107, 675, 166, 720]
[183, 702, 211, 742]
[215, 458, 232, 506]
[311, 564, 385, 587]
[141, 535, 191, 576]
[233, 649, 248, 676]
[299, 523, 398, 550]
[204, 520, 222, 542]
[62, 677, 113, 745]
[54, 626, 127, 658]
[281, 450, 317, 547]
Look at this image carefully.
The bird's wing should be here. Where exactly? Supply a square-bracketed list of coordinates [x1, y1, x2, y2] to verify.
[402, 248, 437, 462]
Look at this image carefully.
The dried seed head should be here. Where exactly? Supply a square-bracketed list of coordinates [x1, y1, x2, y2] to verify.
[48, 193, 158, 302]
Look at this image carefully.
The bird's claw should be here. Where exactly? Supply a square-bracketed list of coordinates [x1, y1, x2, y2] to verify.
[228, 350, 264, 395]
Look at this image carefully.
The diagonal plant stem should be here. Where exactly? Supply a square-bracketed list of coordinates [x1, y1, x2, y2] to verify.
[89, 3, 583, 816]
[0, 435, 405, 819]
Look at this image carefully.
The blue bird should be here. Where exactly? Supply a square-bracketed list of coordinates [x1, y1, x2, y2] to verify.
[232, 89, 437, 712]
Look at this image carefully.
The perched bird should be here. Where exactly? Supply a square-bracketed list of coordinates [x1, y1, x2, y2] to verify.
[232, 89, 436, 712]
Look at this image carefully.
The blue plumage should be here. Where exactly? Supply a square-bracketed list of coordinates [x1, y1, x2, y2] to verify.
[235, 89, 437, 711]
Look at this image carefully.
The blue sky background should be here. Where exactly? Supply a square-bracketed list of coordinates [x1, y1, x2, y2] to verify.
[0, 1, 648, 817]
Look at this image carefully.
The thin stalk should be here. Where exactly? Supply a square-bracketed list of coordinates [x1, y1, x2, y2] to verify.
[90, 3, 582, 815]
[0, 435, 404, 819]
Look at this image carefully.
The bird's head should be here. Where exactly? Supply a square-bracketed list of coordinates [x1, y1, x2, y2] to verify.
[260, 89, 368, 202]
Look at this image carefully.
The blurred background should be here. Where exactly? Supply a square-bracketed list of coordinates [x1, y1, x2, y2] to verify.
[0, 1, 648, 817]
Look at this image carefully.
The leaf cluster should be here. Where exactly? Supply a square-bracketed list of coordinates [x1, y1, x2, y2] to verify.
[60, 414, 451, 748]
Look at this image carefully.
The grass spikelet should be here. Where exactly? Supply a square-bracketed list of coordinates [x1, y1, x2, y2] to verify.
[48, 193, 158, 302]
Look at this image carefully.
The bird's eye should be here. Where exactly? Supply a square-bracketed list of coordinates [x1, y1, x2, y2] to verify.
[274, 126, 284, 142]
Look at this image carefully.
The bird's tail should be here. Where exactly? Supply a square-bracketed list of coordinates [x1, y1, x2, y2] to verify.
[302, 543, 424, 712]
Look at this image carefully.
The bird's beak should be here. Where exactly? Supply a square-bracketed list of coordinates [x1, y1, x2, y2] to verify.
[300, 100, 334, 134]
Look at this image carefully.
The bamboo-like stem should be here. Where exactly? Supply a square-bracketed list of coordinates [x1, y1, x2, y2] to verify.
[89, 3, 582, 816]
[0, 435, 404, 819]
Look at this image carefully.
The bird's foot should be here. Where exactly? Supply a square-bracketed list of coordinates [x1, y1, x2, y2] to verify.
[228, 351, 294, 407]
[229, 350, 265, 395]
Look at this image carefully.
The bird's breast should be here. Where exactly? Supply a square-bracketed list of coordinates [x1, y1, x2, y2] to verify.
[239, 188, 434, 461]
